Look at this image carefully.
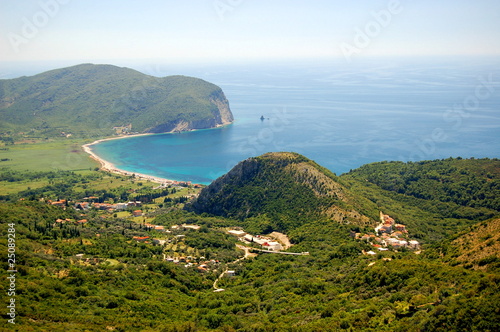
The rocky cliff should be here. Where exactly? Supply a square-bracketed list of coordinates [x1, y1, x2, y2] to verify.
[147, 89, 233, 133]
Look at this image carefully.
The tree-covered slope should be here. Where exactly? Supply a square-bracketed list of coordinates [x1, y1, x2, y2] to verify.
[344, 158, 500, 211]
[433, 217, 500, 272]
[189, 152, 377, 233]
[190, 155, 500, 244]
[0, 64, 233, 137]
[340, 158, 500, 242]
[1, 200, 499, 331]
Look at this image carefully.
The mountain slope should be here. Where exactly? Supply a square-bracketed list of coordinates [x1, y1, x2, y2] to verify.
[189, 152, 376, 233]
[344, 158, 500, 211]
[0, 64, 233, 137]
[438, 217, 500, 271]
[341, 158, 500, 242]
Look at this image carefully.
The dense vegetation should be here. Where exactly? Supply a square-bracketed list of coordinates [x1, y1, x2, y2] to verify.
[1, 154, 499, 331]
[189, 152, 375, 234]
[345, 158, 500, 211]
[341, 158, 500, 242]
[0, 64, 233, 138]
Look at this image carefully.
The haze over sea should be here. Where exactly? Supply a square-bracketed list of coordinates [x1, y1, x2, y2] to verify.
[81, 57, 500, 185]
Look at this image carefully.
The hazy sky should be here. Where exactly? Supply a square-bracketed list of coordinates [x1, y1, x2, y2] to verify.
[1, 0, 500, 64]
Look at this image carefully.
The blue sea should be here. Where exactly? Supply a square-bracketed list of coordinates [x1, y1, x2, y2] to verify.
[89, 57, 500, 184]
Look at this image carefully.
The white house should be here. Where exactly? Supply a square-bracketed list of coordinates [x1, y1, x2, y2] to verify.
[114, 203, 128, 210]
[409, 240, 420, 249]
[228, 230, 246, 237]
[267, 241, 283, 251]
[244, 234, 254, 242]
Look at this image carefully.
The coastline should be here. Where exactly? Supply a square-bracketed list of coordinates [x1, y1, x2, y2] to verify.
[81, 123, 234, 186]
[82, 133, 193, 186]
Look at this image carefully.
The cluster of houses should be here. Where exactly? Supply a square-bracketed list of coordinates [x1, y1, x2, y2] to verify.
[129, 223, 219, 272]
[165, 256, 221, 272]
[112, 124, 132, 135]
[74, 199, 143, 214]
[353, 212, 420, 251]
[131, 223, 202, 244]
[153, 180, 201, 189]
[50, 198, 145, 215]
[228, 229, 284, 251]
[54, 218, 88, 226]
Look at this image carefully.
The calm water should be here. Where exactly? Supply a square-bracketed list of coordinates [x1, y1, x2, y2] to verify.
[91, 58, 500, 184]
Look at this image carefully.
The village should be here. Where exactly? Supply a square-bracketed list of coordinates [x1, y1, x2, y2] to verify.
[227, 229, 285, 252]
[353, 211, 421, 255]
[46, 185, 304, 290]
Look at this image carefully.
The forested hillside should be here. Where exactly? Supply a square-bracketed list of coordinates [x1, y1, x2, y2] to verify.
[189, 152, 376, 234]
[0, 155, 499, 331]
[344, 158, 500, 211]
[340, 158, 500, 243]
[0, 64, 233, 138]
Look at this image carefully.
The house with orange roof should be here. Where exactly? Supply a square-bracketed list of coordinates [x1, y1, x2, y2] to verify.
[132, 236, 149, 243]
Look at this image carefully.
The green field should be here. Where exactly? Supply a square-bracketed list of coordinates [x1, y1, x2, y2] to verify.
[0, 138, 176, 196]
[0, 139, 99, 172]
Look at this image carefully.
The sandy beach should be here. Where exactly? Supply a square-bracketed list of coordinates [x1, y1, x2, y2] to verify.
[82, 134, 192, 186]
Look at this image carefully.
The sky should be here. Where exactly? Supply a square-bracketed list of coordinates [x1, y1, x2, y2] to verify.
[0, 0, 500, 66]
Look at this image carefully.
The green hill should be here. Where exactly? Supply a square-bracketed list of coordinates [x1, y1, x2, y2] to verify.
[189, 152, 377, 233]
[343, 158, 500, 211]
[0, 64, 233, 138]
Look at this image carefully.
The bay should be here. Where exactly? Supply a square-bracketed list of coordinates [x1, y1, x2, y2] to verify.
[91, 57, 500, 184]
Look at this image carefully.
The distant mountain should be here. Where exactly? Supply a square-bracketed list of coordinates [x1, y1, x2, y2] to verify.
[188, 152, 376, 233]
[0, 64, 233, 137]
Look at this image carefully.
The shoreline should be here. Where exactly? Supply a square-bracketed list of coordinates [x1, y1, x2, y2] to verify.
[82, 133, 194, 186]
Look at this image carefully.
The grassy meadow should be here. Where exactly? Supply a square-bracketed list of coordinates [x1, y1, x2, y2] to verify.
[0, 139, 99, 172]
[0, 138, 173, 196]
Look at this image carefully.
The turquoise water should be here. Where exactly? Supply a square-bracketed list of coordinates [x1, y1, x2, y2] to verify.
[92, 58, 500, 184]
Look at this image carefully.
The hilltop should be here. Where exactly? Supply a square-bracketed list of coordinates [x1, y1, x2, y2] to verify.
[0, 64, 233, 138]
[190, 154, 500, 245]
[189, 152, 377, 233]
